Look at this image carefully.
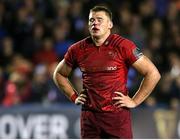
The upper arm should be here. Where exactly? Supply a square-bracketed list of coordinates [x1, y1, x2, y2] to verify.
[54, 59, 73, 78]
[132, 55, 159, 76]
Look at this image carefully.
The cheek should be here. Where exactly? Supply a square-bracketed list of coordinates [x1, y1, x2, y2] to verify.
[105, 21, 112, 29]
[101, 23, 109, 30]
[88, 24, 92, 30]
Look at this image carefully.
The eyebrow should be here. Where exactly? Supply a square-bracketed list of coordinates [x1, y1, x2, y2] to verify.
[96, 17, 103, 20]
[89, 17, 104, 20]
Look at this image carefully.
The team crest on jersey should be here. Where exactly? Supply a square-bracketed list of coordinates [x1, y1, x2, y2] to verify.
[108, 51, 117, 59]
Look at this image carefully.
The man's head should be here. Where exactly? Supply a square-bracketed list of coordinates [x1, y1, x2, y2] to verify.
[88, 5, 113, 39]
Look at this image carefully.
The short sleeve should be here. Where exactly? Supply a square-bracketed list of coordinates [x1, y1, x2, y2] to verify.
[64, 45, 77, 68]
[121, 39, 143, 66]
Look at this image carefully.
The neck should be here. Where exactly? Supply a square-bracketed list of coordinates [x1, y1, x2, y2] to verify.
[92, 32, 111, 46]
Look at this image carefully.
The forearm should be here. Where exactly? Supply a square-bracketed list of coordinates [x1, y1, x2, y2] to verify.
[132, 70, 161, 106]
[53, 59, 79, 102]
[54, 73, 74, 96]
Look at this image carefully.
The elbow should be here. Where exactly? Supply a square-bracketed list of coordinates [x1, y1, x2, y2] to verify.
[153, 69, 161, 83]
[157, 71, 161, 81]
[145, 67, 161, 83]
[53, 70, 57, 83]
[53, 67, 59, 84]
[156, 68, 161, 81]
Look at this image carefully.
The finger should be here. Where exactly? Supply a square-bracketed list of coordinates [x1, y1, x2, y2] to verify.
[115, 103, 124, 108]
[116, 104, 127, 108]
[114, 100, 124, 106]
[114, 92, 124, 97]
[112, 96, 123, 100]
[77, 97, 86, 103]
[118, 104, 126, 108]
[79, 97, 86, 102]
[77, 100, 85, 105]
[114, 101, 121, 106]
[80, 94, 87, 98]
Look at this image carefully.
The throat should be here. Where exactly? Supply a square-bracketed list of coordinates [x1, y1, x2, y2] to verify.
[93, 38, 104, 46]
[92, 36, 108, 46]
[92, 32, 111, 46]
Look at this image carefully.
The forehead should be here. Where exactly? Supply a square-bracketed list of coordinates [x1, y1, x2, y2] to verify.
[89, 11, 109, 19]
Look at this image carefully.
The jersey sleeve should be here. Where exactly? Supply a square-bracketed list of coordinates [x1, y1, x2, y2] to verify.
[121, 39, 143, 66]
[64, 45, 77, 68]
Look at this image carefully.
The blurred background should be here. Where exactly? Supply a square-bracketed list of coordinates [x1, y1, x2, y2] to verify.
[0, 0, 180, 138]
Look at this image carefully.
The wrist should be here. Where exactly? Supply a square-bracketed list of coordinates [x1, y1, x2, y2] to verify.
[132, 99, 139, 107]
[70, 92, 78, 103]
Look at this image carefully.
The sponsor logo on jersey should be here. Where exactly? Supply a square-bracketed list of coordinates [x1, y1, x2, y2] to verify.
[81, 66, 117, 72]
[107, 66, 117, 71]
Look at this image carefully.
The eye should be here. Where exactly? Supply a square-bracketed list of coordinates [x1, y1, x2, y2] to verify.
[89, 18, 95, 23]
[97, 18, 103, 22]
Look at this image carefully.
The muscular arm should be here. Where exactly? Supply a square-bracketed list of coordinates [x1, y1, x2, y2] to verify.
[53, 59, 87, 104]
[131, 55, 161, 106]
[113, 55, 161, 108]
[53, 59, 75, 99]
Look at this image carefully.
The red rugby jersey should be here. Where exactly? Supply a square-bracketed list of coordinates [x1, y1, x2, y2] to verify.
[64, 34, 143, 112]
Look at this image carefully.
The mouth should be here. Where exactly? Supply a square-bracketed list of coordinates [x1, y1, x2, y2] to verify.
[91, 27, 100, 32]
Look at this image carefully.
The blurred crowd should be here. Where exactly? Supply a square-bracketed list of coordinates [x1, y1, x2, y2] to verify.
[0, 0, 179, 108]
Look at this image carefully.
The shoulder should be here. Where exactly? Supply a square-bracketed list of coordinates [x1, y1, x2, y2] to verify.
[69, 36, 91, 50]
[121, 38, 136, 48]
[111, 34, 137, 49]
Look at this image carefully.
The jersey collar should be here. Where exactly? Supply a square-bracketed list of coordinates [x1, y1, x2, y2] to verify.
[86, 34, 114, 47]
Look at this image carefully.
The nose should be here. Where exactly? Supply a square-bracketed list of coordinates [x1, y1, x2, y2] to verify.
[92, 19, 98, 25]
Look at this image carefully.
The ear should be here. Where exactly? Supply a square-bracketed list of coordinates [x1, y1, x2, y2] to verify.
[109, 21, 113, 29]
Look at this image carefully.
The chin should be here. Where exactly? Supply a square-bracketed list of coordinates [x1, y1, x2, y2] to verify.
[91, 33, 101, 38]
